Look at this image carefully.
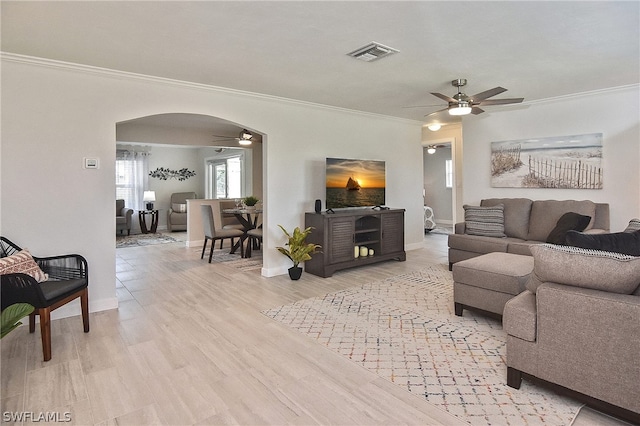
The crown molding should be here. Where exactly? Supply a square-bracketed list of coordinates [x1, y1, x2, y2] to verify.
[0, 52, 423, 126]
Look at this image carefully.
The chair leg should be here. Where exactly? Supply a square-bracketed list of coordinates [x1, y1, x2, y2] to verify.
[201, 238, 208, 259]
[219, 240, 223, 249]
[39, 307, 52, 362]
[29, 312, 36, 333]
[208, 240, 215, 263]
[81, 288, 90, 333]
[245, 237, 252, 258]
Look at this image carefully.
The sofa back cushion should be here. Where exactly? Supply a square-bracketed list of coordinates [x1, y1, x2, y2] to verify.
[527, 244, 640, 295]
[481, 198, 532, 240]
[527, 200, 596, 241]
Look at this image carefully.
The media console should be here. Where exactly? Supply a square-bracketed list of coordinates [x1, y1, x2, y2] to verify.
[304, 208, 406, 278]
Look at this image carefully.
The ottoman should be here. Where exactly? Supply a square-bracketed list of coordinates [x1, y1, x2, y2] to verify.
[452, 252, 534, 317]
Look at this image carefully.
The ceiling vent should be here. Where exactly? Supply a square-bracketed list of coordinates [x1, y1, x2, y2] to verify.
[347, 42, 399, 62]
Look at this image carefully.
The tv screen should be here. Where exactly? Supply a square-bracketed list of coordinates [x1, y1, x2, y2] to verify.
[325, 157, 386, 209]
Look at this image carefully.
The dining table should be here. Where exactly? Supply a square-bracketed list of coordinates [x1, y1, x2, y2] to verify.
[222, 207, 263, 257]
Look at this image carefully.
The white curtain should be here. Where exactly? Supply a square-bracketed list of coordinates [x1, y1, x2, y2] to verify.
[116, 150, 150, 211]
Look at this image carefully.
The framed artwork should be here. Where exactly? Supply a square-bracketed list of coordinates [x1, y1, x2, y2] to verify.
[490, 133, 603, 189]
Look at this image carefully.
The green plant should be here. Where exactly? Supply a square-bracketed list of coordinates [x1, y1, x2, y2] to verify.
[243, 195, 260, 207]
[276, 225, 321, 268]
[1, 303, 34, 339]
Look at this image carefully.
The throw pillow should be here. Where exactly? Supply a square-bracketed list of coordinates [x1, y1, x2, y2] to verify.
[172, 203, 187, 213]
[463, 204, 506, 238]
[566, 229, 640, 256]
[0, 249, 49, 282]
[527, 244, 640, 294]
[624, 218, 640, 233]
[545, 212, 591, 245]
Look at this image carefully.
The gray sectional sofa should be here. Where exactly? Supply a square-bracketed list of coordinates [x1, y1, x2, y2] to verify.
[448, 198, 610, 269]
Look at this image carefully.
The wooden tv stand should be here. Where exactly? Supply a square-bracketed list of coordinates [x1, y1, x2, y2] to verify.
[304, 208, 406, 278]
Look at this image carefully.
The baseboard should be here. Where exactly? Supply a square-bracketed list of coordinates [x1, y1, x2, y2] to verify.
[28, 297, 119, 322]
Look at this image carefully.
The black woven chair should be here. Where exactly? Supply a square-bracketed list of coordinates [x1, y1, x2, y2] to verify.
[0, 237, 89, 361]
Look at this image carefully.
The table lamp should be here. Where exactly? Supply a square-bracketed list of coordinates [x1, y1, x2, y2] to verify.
[143, 191, 156, 210]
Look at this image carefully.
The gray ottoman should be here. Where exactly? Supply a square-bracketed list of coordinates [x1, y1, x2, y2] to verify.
[452, 252, 534, 317]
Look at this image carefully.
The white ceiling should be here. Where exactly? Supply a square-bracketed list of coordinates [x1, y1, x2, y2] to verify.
[2, 1, 639, 128]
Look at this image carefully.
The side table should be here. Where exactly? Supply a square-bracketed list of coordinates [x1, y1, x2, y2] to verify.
[138, 210, 159, 234]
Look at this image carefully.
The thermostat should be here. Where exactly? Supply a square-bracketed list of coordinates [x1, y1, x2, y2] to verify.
[84, 157, 99, 169]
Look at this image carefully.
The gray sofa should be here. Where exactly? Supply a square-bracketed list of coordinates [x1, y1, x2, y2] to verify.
[448, 198, 610, 269]
[504, 244, 640, 422]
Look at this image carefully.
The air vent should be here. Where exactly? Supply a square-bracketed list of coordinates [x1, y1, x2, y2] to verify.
[347, 42, 399, 62]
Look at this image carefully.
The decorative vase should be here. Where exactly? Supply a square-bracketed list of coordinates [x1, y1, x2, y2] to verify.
[288, 266, 303, 280]
[354, 246, 360, 258]
[360, 246, 369, 257]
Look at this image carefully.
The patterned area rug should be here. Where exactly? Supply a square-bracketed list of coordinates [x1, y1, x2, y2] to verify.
[207, 248, 263, 271]
[116, 233, 177, 248]
[263, 264, 580, 425]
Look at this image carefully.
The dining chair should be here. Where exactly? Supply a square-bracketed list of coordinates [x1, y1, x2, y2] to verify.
[200, 205, 246, 262]
[245, 228, 263, 258]
[0, 237, 89, 361]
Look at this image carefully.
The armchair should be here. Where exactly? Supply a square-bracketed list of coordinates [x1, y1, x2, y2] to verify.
[168, 192, 197, 231]
[116, 199, 133, 235]
[0, 237, 89, 361]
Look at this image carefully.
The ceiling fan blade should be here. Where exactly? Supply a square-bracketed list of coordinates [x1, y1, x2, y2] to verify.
[402, 104, 443, 109]
[478, 97, 524, 106]
[471, 107, 485, 115]
[424, 107, 450, 118]
[469, 87, 507, 102]
[430, 92, 457, 103]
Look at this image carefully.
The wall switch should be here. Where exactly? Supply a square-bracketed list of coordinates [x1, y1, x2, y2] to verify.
[84, 157, 99, 169]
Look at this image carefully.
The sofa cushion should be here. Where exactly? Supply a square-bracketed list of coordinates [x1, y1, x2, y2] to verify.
[453, 252, 533, 295]
[481, 198, 532, 240]
[506, 240, 543, 256]
[448, 233, 509, 254]
[526, 244, 640, 294]
[172, 203, 187, 213]
[527, 200, 596, 241]
[566, 229, 640, 256]
[624, 218, 640, 233]
[0, 249, 49, 282]
[545, 212, 592, 245]
[463, 204, 506, 237]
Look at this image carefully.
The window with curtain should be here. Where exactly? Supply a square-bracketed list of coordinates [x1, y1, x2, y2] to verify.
[116, 150, 150, 210]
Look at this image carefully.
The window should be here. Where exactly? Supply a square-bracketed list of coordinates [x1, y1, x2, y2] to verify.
[116, 150, 149, 210]
[206, 154, 243, 199]
[445, 159, 453, 188]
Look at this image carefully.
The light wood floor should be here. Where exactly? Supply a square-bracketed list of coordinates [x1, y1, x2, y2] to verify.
[0, 232, 629, 425]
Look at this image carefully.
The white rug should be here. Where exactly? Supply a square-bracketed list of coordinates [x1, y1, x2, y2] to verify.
[263, 264, 580, 425]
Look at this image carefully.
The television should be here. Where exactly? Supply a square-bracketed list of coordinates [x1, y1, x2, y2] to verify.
[325, 157, 386, 210]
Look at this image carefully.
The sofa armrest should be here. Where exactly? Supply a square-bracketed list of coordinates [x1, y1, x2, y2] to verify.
[454, 222, 466, 234]
[536, 282, 640, 412]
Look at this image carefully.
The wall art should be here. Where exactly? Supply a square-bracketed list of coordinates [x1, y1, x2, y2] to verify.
[491, 133, 602, 189]
[149, 167, 196, 181]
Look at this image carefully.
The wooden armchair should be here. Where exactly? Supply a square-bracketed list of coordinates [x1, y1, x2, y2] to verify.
[0, 237, 89, 361]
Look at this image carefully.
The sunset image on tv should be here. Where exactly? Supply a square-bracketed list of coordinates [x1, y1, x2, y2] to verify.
[326, 158, 385, 209]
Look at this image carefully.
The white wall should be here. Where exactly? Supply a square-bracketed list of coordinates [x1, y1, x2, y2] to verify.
[0, 55, 424, 318]
[461, 85, 640, 231]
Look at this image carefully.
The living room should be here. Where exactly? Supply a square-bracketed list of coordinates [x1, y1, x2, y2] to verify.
[1, 2, 639, 425]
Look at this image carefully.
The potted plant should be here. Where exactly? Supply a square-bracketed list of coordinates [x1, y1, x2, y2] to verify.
[1, 303, 34, 339]
[243, 195, 260, 211]
[276, 225, 321, 280]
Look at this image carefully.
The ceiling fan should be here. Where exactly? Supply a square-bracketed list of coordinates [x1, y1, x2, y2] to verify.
[415, 79, 524, 117]
[212, 129, 255, 145]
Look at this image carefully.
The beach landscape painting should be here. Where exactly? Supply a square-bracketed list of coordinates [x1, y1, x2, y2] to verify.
[491, 133, 603, 189]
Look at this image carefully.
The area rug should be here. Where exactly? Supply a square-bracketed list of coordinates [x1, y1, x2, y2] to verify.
[206, 248, 263, 272]
[116, 233, 177, 248]
[262, 264, 581, 425]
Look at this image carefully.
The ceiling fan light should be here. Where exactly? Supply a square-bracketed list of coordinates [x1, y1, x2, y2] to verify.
[427, 124, 441, 131]
[240, 129, 253, 140]
[427, 146, 436, 154]
[449, 105, 472, 116]
[238, 139, 252, 146]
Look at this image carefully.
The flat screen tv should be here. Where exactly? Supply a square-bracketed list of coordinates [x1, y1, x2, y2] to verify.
[325, 157, 386, 210]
